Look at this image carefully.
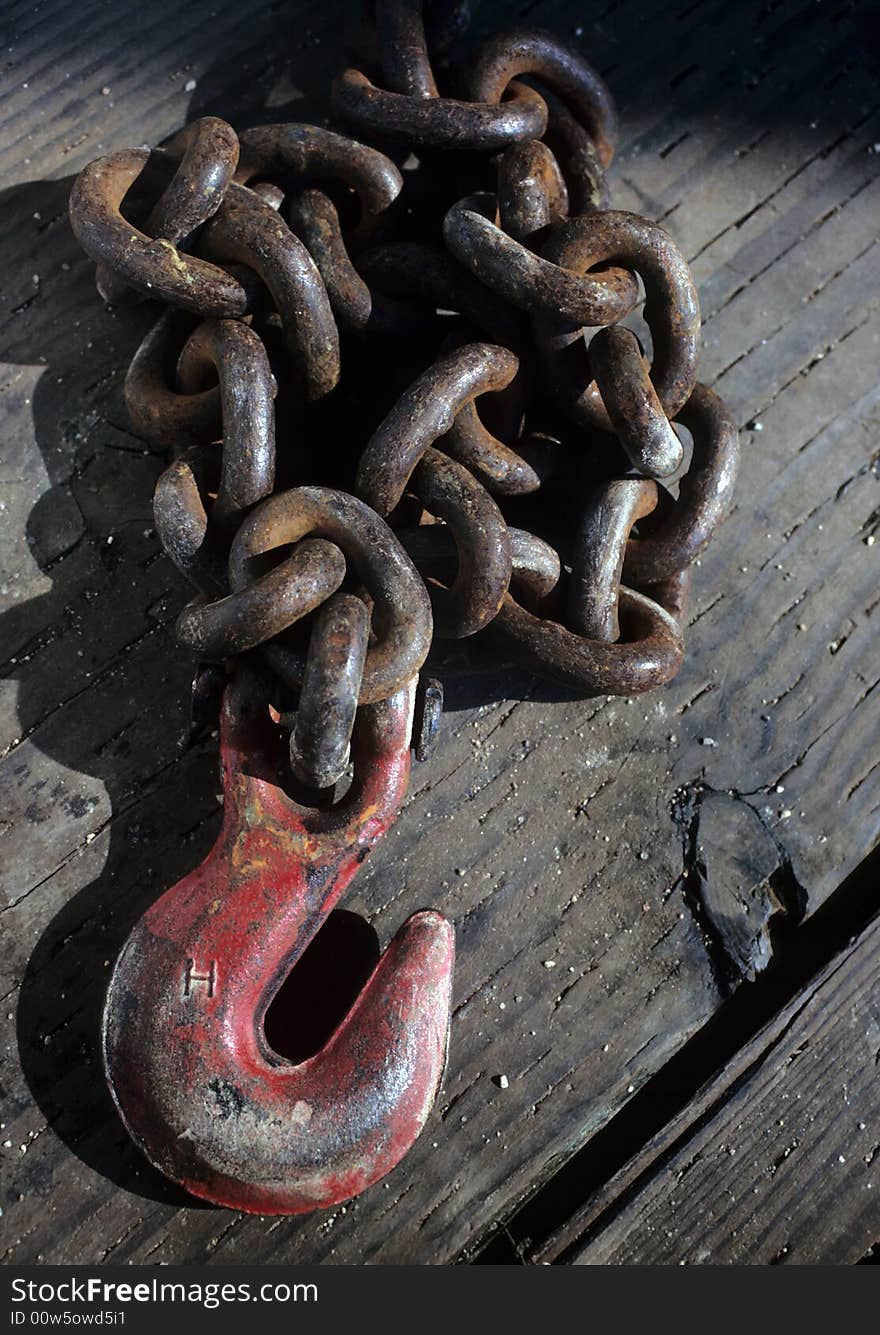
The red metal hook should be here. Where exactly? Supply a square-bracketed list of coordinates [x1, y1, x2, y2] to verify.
[102, 666, 454, 1214]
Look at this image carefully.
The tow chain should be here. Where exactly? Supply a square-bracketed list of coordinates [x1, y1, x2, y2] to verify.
[68, 1, 738, 1214]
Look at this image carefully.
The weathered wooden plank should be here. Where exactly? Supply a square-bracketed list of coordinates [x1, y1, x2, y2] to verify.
[1, 0, 878, 1266]
[562, 912, 880, 1265]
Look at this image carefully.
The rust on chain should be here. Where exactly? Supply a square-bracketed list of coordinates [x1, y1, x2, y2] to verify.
[464, 28, 618, 169]
[443, 193, 639, 327]
[148, 118, 241, 243]
[94, 117, 240, 304]
[173, 320, 277, 533]
[356, 342, 519, 515]
[228, 487, 432, 703]
[496, 140, 569, 242]
[508, 528, 562, 606]
[410, 448, 512, 638]
[148, 320, 277, 589]
[334, 6, 552, 152]
[624, 383, 740, 583]
[644, 568, 691, 629]
[442, 398, 544, 496]
[153, 446, 229, 596]
[286, 191, 427, 337]
[436, 324, 532, 446]
[290, 593, 371, 790]
[491, 576, 687, 696]
[69, 149, 252, 317]
[235, 124, 403, 220]
[332, 68, 548, 150]
[175, 538, 346, 658]
[589, 326, 684, 479]
[542, 87, 611, 214]
[401, 523, 560, 617]
[124, 312, 222, 448]
[198, 183, 340, 399]
[568, 478, 659, 640]
[234, 123, 403, 271]
[375, 0, 440, 99]
[287, 188, 376, 333]
[536, 210, 701, 431]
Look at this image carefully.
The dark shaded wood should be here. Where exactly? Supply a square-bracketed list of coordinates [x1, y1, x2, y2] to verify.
[686, 791, 790, 985]
[561, 912, 880, 1265]
[1, 0, 878, 1264]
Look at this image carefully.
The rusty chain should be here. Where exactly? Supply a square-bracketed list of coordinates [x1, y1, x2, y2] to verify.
[68, 0, 738, 793]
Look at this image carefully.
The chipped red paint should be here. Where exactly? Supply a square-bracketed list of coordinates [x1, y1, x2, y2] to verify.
[103, 665, 454, 1214]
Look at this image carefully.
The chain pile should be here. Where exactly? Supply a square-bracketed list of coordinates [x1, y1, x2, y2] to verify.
[68, 2, 738, 795]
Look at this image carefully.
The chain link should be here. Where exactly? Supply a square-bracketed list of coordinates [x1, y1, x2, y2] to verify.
[68, 0, 739, 790]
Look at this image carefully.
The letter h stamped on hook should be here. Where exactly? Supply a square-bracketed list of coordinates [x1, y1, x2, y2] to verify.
[102, 664, 454, 1215]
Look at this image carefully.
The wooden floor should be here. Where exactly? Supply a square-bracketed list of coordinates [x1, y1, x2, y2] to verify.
[1, 0, 878, 1265]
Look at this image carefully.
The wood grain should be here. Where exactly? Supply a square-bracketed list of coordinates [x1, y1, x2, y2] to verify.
[1, 0, 878, 1263]
[566, 913, 880, 1265]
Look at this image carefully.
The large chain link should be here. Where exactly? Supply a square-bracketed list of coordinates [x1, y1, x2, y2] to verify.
[68, 0, 738, 791]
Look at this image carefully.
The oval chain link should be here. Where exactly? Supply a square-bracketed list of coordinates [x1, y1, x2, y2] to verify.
[69, 0, 739, 786]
